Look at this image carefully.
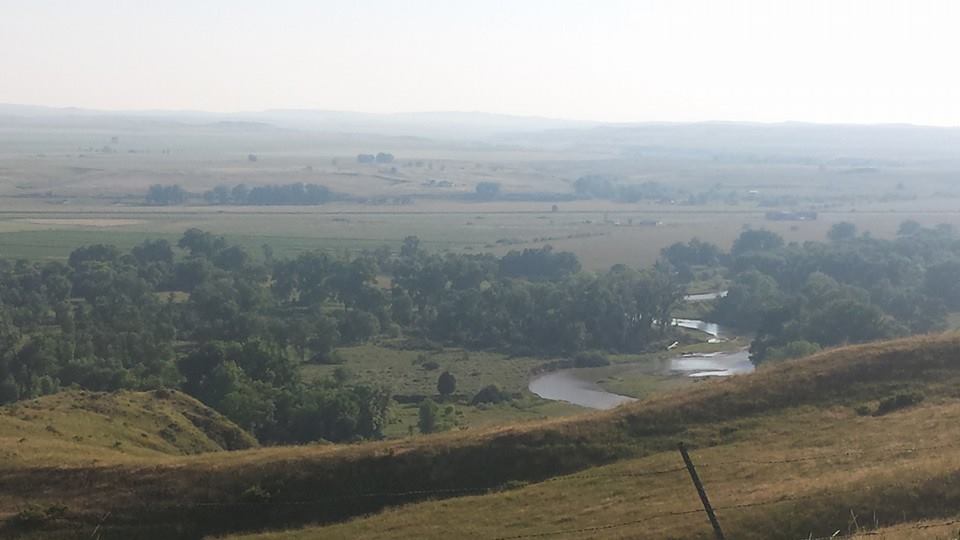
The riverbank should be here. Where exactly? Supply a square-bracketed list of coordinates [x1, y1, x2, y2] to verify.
[528, 336, 750, 409]
[527, 303, 751, 410]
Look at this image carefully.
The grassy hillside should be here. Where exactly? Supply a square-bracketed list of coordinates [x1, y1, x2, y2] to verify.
[0, 389, 257, 468]
[7, 333, 960, 539]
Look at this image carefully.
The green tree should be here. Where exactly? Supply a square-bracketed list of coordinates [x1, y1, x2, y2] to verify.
[827, 222, 857, 242]
[713, 270, 785, 329]
[475, 181, 501, 199]
[437, 371, 456, 398]
[178, 229, 227, 258]
[417, 398, 438, 434]
[731, 229, 784, 255]
[898, 220, 922, 236]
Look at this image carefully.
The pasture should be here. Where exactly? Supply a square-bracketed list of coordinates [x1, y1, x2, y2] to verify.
[3, 116, 960, 270]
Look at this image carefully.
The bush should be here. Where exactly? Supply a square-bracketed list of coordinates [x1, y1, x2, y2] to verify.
[309, 351, 345, 365]
[764, 341, 822, 362]
[9, 504, 67, 529]
[239, 484, 272, 504]
[573, 351, 611, 368]
[471, 384, 509, 405]
[874, 392, 924, 416]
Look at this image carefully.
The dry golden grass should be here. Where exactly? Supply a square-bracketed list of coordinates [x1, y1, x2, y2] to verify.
[217, 398, 960, 539]
[7, 333, 960, 539]
[847, 519, 960, 539]
[0, 389, 256, 470]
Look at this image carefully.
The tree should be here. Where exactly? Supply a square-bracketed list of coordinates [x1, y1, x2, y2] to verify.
[68, 244, 121, 269]
[417, 398, 438, 433]
[713, 270, 785, 329]
[925, 259, 960, 309]
[307, 315, 340, 362]
[204, 185, 231, 205]
[178, 229, 227, 258]
[500, 246, 581, 281]
[400, 236, 421, 259]
[232, 184, 250, 204]
[437, 371, 456, 398]
[471, 384, 508, 405]
[132, 239, 174, 266]
[146, 184, 188, 206]
[475, 182, 501, 199]
[898, 220, 922, 236]
[662, 238, 721, 267]
[828, 222, 857, 242]
[0, 376, 19, 404]
[806, 299, 887, 347]
[338, 310, 380, 344]
[731, 229, 784, 255]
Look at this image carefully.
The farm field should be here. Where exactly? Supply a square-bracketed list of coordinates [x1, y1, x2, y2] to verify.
[1, 201, 960, 270]
[3, 114, 960, 270]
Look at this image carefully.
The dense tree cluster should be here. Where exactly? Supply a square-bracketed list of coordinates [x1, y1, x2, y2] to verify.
[356, 153, 394, 164]
[202, 183, 338, 205]
[5, 217, 951, 441]
[145, 184, 188, 205]
[474, 181, 501, 199]
[664, 222, 960, 363]
[0, 232, 685, 443]
[573, 176, 676, 203]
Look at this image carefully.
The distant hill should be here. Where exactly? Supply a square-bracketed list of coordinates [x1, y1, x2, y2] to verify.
[0, 104, 595, 138]
[3, 103, 959, 161]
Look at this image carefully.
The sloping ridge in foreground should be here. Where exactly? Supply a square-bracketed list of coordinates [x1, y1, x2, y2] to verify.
[5, 333, 960, 539]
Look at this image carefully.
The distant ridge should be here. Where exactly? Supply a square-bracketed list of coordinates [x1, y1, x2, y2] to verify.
[2, 103, 959, 158]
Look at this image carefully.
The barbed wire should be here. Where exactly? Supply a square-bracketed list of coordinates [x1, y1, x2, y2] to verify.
[26, 439, 960, 539]
[799, 516, 960, 539]
[490, 476, 957, 540]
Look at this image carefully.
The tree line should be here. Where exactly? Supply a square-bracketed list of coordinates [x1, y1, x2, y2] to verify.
[145, 183, 343, 206]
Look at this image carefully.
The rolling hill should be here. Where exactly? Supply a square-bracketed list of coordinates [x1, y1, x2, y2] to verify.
[6, 333, 960, 539]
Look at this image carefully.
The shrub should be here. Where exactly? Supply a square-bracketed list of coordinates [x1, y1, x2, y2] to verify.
[239, 484, 271, 504]
[573, 351, 611, 368]
[874, 392, 924, 416]
[765, 341, 822, 362]
[9, 504, 67, 529]
[471, 384, 509, 405]
[309, 351, 345, 365]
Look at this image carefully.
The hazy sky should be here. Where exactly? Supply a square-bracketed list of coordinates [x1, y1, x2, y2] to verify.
[2, 0, 959, 125]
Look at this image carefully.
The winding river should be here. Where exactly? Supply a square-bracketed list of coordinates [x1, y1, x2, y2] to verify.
[528, 292, 753, 409]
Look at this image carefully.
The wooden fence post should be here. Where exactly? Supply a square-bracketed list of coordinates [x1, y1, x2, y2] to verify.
[679, 442, 726, 540]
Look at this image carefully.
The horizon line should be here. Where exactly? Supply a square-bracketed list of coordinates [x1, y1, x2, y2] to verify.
[1, 102, 958, 130]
